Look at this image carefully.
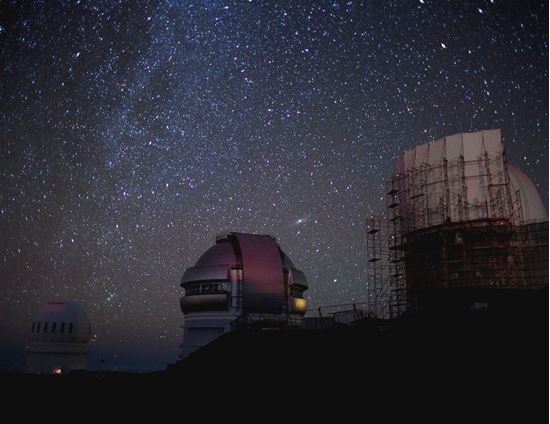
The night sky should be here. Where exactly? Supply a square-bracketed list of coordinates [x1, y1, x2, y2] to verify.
[0, 0, 547, 371]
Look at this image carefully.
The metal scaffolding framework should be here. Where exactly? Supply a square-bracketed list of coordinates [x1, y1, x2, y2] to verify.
[366, 131, 548, 318]
[366, 215, 388, 318]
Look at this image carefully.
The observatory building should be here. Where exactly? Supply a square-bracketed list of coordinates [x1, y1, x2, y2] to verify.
[179, 232, 308, 358]
[25, 301, 92, 374]
[367, 129, 548, 317]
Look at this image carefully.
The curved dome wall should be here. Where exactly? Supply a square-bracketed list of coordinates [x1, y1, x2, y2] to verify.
[508, 164, 548, 224]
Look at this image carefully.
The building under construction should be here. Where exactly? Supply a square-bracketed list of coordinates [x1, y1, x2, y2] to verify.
[367, 129, 548, 318]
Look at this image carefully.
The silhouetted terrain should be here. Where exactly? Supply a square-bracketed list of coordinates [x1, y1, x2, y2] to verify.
[3, 290, 548, 418]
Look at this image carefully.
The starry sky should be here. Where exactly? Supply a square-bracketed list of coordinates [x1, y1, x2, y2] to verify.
[0, 0, 547, 371]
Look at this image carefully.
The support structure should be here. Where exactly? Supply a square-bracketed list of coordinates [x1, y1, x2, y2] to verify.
[366, 130, 548, 318]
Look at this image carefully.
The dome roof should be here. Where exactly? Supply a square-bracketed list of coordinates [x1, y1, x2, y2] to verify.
[195, 238, 239, 268]
[508, 165, 548, 224]
[393, 129, 548, 227]
[27, 301, 91, 344]
[181, 232, 308, 314]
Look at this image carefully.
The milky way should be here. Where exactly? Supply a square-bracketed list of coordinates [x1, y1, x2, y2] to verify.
[0, 0, 547, 370]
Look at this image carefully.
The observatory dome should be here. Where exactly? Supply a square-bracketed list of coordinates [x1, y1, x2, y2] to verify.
[181, 232, 308, 314]
[179, 232, 308, 357]
[26, 301, 92, 374]
[28, 301, 91, 344]
[367, 129, 548, 318]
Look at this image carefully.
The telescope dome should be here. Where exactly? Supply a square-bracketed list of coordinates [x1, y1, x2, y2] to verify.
[25, 301, 92, 374]
[178, 232, 308, 358]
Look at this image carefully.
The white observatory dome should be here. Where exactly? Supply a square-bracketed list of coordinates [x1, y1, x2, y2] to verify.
[28, 301, 91, 344]
[26, 301, 92, 374]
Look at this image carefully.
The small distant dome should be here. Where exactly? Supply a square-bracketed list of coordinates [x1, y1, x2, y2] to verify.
[27, 301, 91, 344]
[26, 301, 92, 374]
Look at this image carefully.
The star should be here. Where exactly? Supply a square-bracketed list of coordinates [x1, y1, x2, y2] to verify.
[0, 0, 546, 372]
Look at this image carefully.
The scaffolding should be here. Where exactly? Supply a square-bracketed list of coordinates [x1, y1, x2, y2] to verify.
[366, 131, 545, 318]
[386, 175, 406, 318]
[366, 215, 388, 318]
[366, 176, 407, 319]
